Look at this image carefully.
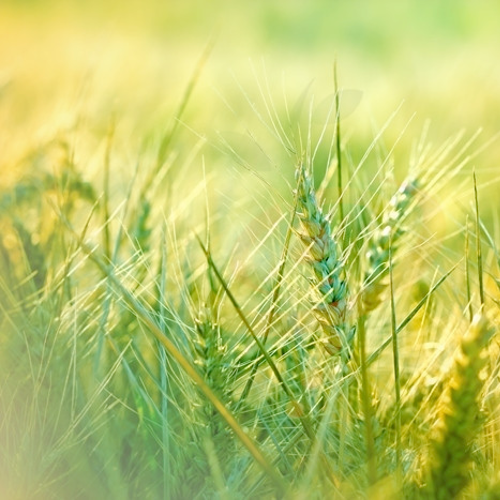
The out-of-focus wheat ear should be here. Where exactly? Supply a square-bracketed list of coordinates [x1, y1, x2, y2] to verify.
[193, 306, 230, 406]
[423, 313, 495, 499]
[360, 177, 419, 315]
[191, 301, 235, 492]
[295, 163, 353, 356]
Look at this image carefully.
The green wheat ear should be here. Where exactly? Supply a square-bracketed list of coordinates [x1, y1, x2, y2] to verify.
[360, 178, 419, 314]
[295, 164, 353, 355]
[423, 312, 495, 499]
[193, 306, 230, 398]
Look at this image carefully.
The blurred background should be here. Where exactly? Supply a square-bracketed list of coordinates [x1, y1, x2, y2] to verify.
[1, 0, 499, 220]
[1, 0, 499, 141]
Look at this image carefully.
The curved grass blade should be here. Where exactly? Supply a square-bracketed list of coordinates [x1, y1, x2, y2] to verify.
[236, 193, 298, 407]
[473, 170, 485, 306]
[334, 61, 344, 225]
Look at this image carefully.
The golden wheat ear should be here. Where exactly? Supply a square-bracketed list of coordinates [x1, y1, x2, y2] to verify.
[423, 313, 495, 499]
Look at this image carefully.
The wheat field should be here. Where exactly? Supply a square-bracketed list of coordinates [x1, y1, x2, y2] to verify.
[1, 1, 500, 499]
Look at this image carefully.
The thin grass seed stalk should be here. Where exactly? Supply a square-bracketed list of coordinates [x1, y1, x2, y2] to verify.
[361, 178, 419, 314]
[295, 164, 352, 355]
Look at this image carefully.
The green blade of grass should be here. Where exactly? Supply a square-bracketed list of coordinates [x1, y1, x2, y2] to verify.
[465, 215, 474, 322]
[473, 170, 485, 306]
[367, 262, 458, 367]
[155, 38, 215, 173]
[333, 60, 344, 225]
[357, 311, 377, 485]
[389, 236, 401, 475]
[237, 193, 298, 407]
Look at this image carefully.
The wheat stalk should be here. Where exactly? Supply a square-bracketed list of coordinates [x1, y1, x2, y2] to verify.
[360, 178, 419, 314]
[423, 312, 495, 499]
[193, 306, 230, 404]
[295, 163, 352, 355]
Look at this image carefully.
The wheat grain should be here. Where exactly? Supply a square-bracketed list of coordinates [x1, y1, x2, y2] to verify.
[423, 312, 495, 499]
[361, 178, 419, 314]
[295, 164, 352, 355]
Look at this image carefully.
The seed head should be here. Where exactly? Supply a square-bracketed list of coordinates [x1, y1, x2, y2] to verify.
[360, 178, 419, 314]
[295, 164, 352, 354]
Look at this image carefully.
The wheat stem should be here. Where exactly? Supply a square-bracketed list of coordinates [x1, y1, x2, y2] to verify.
[465, 216, 474, 322]
[473, 170, 485, 307]
[333, 61, 344, 225]
[389, 236, 402, 475]
[357, 312, 377, 485]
